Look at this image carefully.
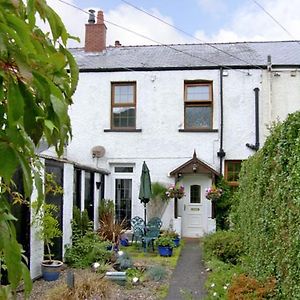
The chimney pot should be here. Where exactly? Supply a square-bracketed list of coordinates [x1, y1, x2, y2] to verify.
[97, 11, 104, 24]
[88, 9, 96, 24]
[115, 40, 121, 47]
[85, 10, 107, 52]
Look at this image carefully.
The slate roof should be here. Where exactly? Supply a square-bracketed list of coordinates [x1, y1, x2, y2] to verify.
[70, 40, 300, 71]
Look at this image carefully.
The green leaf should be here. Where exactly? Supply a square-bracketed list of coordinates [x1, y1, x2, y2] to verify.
[0, 142, 18, 182]
[61, 47, 79, 97]
[0, 220, 22, 290]
[21, 262, 32, 299]
[7, 79, 24, 124]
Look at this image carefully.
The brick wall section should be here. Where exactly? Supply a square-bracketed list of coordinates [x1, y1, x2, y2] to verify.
[85, 11, 107, 52]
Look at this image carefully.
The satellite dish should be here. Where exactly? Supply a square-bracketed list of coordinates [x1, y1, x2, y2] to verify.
[91, 146, 105, 158]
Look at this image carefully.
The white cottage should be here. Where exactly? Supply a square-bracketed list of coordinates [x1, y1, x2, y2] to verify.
[26, 10, 300, 278]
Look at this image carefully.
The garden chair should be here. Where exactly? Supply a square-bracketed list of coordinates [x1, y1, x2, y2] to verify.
[147, 217, 162, 229]
[132, 225, 145, 249]
[142, 225, 160, 252]
[130, 216, 145, 243]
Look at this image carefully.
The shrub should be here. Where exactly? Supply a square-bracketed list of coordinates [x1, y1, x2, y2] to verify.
[64, 232, 111, 268]
[44, 271, 111, 299]
[114, 252, 133, 271]
[72, 207, 93, 243]
[205, 258, 244, 300]
[146, 265, 167, 282]
[235, 111, 300, 297]
[228, 274, 276, 299]
[215, 179, 236, 230]
[203, 230, 243, 265]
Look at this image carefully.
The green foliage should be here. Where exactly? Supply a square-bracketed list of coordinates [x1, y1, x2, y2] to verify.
[0, 0, 78, 295]
[151, 182, 168, 201]
[204, 258, 244, 300]
[146, 265, 167, 282]
[215, 179, 236, 230]
[203, 230, 243, 265]
[155, 235, 175, 248]
[32, 202, 62, 261]
[98, 199, 126, 243]
[115, 252, 133, 271]
[64, 232, 111, 268]
[72, 207, 93, 243]
[126, 267, 144, 283]
[98, 199, 114, 220]
[235, 111, 300, 298]
[162, 230, 179, 239]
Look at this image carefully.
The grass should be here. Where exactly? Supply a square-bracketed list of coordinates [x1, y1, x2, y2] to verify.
[121, 240, 183, 269]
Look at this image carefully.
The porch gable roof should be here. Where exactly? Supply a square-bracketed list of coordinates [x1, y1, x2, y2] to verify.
[170, 151, 219, 177]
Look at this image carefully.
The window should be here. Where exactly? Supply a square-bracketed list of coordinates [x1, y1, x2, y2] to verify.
[115, 166, 134, 173]
[111, 82, 136, 129]
[184, 81, 213, 129]
[190, 185, 201, 203]
[225, 160, 242, 186]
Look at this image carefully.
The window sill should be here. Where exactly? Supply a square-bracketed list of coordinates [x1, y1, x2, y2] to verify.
[104, 129, 142, 132]
[178, 129, 218, 133]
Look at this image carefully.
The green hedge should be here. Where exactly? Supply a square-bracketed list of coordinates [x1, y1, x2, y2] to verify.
[235, 111, 300, 298]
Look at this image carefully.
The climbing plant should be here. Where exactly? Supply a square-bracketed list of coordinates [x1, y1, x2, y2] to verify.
[235, 111, 300, 298]
[0, 0, 78, 297]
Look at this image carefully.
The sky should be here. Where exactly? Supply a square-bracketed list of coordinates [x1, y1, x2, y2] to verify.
[45, 0, 300, 48]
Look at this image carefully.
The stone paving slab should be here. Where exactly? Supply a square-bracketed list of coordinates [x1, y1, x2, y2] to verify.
[166, 239, 207, 300]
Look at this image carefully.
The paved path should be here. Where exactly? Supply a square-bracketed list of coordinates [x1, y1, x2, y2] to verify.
[166, 239, 207, 300]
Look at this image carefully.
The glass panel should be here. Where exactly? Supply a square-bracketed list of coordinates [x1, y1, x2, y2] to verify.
[190, 185, 201, 203]
[113, 107, 136, 128]
[114, 85, 134, 104]
[84, 171, 94, 221]
[185, 106, 212, 129]
[226, 161, 242, 182]
[186, 85, 210, 101]
[115, 179, 132, 227]
[115, 166, 134, 173]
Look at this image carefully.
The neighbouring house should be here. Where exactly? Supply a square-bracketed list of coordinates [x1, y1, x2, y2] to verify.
[24, 10, 300, 278]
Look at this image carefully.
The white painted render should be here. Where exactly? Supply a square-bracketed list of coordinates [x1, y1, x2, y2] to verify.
[65, 68, 262, 232]
[62, 162, 74, 257]
[261, 69, 300, 143]
[28, 65, 300, 276]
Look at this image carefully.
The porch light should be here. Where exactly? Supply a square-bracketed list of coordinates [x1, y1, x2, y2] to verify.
[192, 163, 197, 172]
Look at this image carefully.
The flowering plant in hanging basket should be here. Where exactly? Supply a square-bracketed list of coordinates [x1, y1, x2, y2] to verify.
[205, 185, 223, 201]
[165, 184, 185, 199]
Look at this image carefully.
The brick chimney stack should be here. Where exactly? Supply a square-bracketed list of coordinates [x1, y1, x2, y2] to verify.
[85, 10, 107, 52]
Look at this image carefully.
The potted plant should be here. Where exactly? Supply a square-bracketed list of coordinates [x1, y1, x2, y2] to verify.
[32, 201, 63, 281]
[164, 230, 180, 247]
[155, 235, 175, 257]
[205, 185, 223, 201]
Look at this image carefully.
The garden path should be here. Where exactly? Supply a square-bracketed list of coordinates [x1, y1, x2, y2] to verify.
[166, 238, 206, 300]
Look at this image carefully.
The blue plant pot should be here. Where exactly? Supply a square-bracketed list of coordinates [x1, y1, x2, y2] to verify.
[158, 246, 173, 257]
[173, 237, 180, 247]
[41, 260, 63, 281]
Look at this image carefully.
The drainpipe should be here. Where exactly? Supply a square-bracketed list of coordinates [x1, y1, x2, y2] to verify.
[246, 87, 260, 151]
[217, 67, 226, 175]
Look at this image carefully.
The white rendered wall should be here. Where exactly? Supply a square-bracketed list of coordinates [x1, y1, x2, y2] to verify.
[30, 165, 44, 279]
[65, 68, 263, 232]
[62, 163, 74, 257]
[261, 69, 300, 143]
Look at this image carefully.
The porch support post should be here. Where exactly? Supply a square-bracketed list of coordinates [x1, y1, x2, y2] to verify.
[174, 197, 178, 219]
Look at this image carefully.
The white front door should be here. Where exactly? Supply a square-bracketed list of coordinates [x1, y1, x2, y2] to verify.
[181, 175, 211, 237]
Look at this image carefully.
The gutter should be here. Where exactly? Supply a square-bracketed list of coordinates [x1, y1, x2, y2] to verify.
[246, 87, 260, 151]
[217, 67, 226, 174]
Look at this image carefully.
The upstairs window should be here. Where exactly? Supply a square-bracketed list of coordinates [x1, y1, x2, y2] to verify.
[111, 82, 136, 129]
[225, 160, 242, 186]
[184, 82, 213, 129]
